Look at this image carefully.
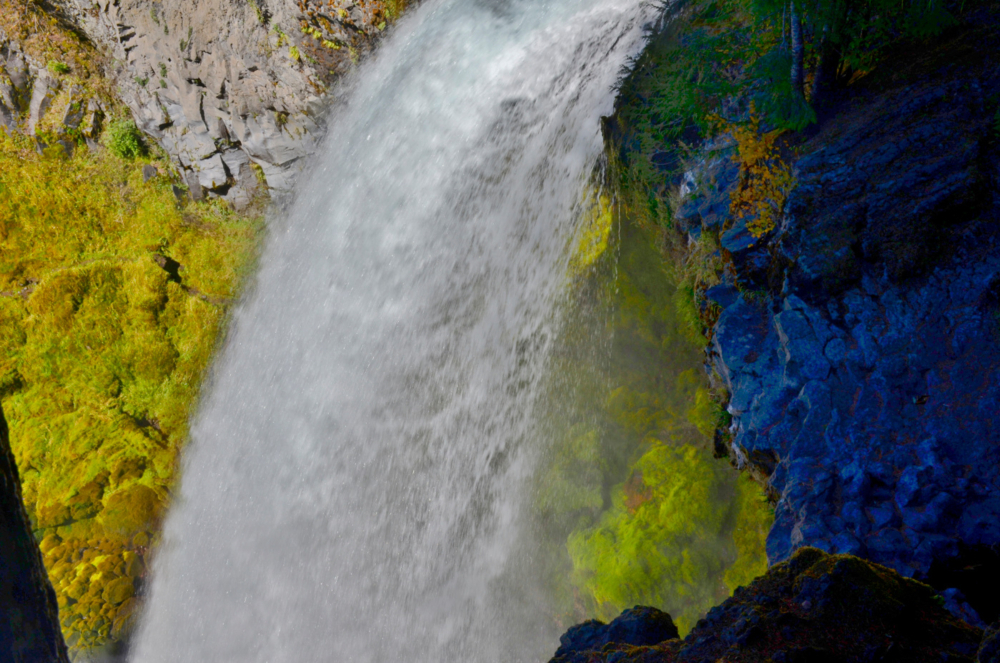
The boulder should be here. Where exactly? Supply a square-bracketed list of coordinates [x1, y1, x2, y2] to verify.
[548, 549, 983, 663]
[26, 72, 58, 136]
[552, 607, 680, 661]
[980, 622, 1000, 663]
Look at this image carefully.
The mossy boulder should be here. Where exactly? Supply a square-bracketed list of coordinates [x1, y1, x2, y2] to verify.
[98, 485, 163, 536]
[549, 548, 984, 663]
[101, 577, 134, 606]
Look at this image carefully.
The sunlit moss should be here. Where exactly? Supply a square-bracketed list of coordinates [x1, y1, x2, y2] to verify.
[535, 186, 771, 634]
[568, 443, 735, 634]
[723, 472, 771, 595]
[0, 128, 261, 650]
[568, 193, 615, 278]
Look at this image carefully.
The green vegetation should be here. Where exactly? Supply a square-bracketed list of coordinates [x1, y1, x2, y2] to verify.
[102, 119, 146, 159]
[0, 129, 262, 649]
[614, 0, 975, 243]
[535, 191, 771, 635]
[47, 60, 70, 75]
[568, 448, 770, 633]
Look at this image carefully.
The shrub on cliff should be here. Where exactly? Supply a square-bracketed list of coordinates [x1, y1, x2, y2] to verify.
[102, 119, 146, 159]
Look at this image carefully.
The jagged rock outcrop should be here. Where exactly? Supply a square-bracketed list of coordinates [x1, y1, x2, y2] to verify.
[1, 403, 69, 663]
[548, 548, 985, 663]
[668, 12, 1000, 622]
[15, 0, 394, 198]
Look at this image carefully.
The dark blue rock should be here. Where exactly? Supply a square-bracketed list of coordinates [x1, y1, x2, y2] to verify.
[980, 621, 1000, 663]
[552, 606, 679, 659]
[700, 43, 1000, 604]
[939, 588, 987, 629]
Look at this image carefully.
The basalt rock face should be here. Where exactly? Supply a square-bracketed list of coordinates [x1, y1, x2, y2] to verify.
[0, 404, 69, 663]
[548, 548, 984, 663]
[553, 607, 681, 662]
[675, 15, 1000, 620]
[47, 0, 391, 196]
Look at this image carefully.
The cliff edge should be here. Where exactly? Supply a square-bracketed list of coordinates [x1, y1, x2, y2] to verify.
[1, 403, 69, 663]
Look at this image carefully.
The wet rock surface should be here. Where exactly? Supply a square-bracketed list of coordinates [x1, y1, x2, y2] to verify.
[1, 403, 69, 663]
[548, 548, 985, 663]
[677, 14, 1000, 617]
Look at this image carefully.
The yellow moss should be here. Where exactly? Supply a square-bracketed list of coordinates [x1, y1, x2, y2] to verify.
[39, 533, 62, 554]
[98, 485, 163, 536]
[101, 577, 134, 605]
[568, 193, 614, 277]
[0, 121, 261, 652]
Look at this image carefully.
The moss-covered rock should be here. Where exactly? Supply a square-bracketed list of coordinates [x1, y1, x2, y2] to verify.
[549, 548, 984, 663]
[0, 65, 261, 652]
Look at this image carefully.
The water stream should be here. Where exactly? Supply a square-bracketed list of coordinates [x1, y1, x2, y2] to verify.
[131, 0, 653, 661]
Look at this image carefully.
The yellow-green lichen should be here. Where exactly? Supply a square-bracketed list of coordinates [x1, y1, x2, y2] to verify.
[534, 194, 771, 634]
[0, 127, 262, 651]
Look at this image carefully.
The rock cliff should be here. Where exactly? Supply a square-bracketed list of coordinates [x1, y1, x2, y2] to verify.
[4, 0, 398, 201]
[549, 4, 1000, 660]
[679, 13, 1000, 624]
[1, 403, 69, 663]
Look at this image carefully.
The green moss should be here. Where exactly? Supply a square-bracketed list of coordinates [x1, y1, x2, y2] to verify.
[534, 194, 772, 634]
[0, 128, 261, 651]
[102, 119, 146, 159]
[47, 60, 70, 75]
[568, 443, 737, 633]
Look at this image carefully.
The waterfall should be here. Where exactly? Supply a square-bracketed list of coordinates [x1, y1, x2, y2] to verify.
[131, 0, 652, 660]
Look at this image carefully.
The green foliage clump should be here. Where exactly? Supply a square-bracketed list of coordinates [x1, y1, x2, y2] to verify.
[47, 60, 70, 74]
[102, 119, 146, 159]
[535, 211, 771, 634]
[0, 129, 261, 651]
[568, 442, 768, 634]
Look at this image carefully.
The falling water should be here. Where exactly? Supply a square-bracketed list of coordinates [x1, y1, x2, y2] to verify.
[132, 0, 652, 661]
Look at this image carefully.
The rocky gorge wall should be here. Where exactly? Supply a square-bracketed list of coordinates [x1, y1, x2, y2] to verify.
[547, 3, 1000, 661]
[688, 15, 1000, 620]
[1, 1, 266, 656]
[1, 403, 68, 663]
[0, 0, 409, 656]
[6, 0, 401, 204]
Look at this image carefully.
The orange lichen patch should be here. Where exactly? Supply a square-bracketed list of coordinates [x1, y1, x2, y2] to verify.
[623, 471, 653, 514]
